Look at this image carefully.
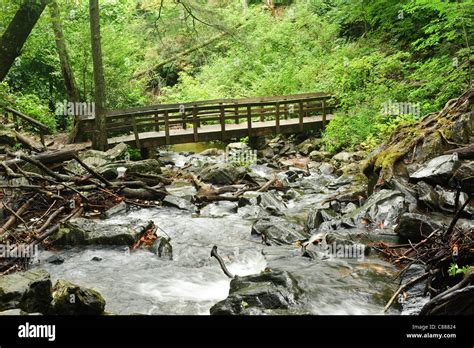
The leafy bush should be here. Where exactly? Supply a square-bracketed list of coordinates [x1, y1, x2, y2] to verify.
[14, 94, 56, 132]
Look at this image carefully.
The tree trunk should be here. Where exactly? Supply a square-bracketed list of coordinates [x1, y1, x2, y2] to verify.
[89, 0, 108, 151]
[0, 0, 48, 81]
[49, 0, 83, 143]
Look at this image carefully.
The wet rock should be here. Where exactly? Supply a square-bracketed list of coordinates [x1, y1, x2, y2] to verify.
[297, 138, 322, 155]
[199, 162, 243, 185]
[50, 218, 144, 246]
[163, 195, 197, 212]
[227, 142, 250, 151]
[0, 269, 52, 313]
[394, 213, 444, 241]
[399, 264, 429, 315]
[210, 270, 303, 315]
[318, 162, 335, 175]
[341, 202, 357, 215]
[48, 279, 105, 315]
[354, 189, 406, 228]
[252, 217, 309, 245]
[102, 202, 128, 219]
[98, 159, 162, 179]
[81, 142, 128, 162]
[309, 150, 332, 162]
[46, 255, 64, 265]
[415, 181, 440, 211]
[332, 151, 365, 163]
[91, 257, 102, 262]
[199, 148, 224, 156]
[150, 236, 173, 260]
[200, 201, 238, 217]
[451, 161, 473, 194]
[306, 208, 339, 231]
[256, 192, 286, 215]
[409, 154, 460, 186]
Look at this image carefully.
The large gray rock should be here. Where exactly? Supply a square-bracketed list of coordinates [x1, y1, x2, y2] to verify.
[48, 279, 105, 315]
[394, 213, 444, 241]
[352, 189, 407, 228]
[199, 162, 243, 185]
[0, 269, 52, 313]
[332, 151, 365, 163]
[256, 192, 286, 215]
[210, 270, 303, 315]
[162, 195, 197, 212]
[309, 150, 332, 162]
[81, 142, 128, 162]
[149, 236, 173, 260]
[50, 218, 145, 246]
[410, 155, 460, 185]
[297, 138, 322, 155]
[251, 217, 309, 245]
[451, 161, 473, 194]
[399, 264, 430, 315]
[98, 159, 162, 179]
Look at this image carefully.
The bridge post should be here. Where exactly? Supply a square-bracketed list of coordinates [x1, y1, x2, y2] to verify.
[275, 102, 280, 134]
[132, 117, 140, 148]
[192, 105, 198, 142]
[298, 101, 304, 132]
[154, 113, 159, 132]
[246, 105, 252, 136]
[164, 111, 170, 145]
[322, 99, 327, 129]
[234, 105, 239, 124]
[220, 103, 225, 140]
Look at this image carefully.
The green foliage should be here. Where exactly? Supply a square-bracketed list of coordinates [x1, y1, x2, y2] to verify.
[124, 145, 142, 161]
[14, 94, 56, 133]
[448, 263, 471, 277]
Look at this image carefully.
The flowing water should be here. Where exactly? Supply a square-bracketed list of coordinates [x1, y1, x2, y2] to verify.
[36, 149, 399, 315]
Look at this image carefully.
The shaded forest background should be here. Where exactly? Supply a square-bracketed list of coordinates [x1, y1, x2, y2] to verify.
[0, 0, 472, 152]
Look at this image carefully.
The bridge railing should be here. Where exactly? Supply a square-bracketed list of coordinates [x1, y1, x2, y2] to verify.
[80, 92, 334, 146]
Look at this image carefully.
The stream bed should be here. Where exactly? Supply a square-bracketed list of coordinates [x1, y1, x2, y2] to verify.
[35, 145, 400, 315]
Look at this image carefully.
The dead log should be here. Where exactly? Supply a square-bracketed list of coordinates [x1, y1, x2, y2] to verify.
[14, 131, 44, 152]
[444, 143, 474, 159]
[0, 149, 77, 168]
[119, 187, 167, 201]
[0, 195, 36, 236]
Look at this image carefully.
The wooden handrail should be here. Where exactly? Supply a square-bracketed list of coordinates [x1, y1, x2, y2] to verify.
[5, 107, 50, 133]
[78, 92, 336, 146]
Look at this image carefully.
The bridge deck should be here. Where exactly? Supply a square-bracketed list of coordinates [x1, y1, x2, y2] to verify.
[108, 114, 333, 147]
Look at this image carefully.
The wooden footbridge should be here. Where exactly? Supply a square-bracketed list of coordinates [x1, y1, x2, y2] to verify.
[77, 92, 335, 150]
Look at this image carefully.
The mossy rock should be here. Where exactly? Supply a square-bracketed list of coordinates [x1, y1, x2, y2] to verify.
[48, 279, 105, 315]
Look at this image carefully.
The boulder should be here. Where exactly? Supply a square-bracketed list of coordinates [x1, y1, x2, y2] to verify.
[0, 269, 52, 313]
[80, 142, 128, 162]
[398, 264, 430, 315]
[50, 218, 144, 246]
[256, 192, 286, 216]
[354, 189, 407, 228]
[199, 148, 224, 156]
[309, 150, 332, 162]
[48, 280, 105, 315]
[199, 162, 243, 185]
[451, 161, 473, 194]
[162, 195, 197, 212]
[98, 159, 162, 179]
[210, 270, 303, 315]
[394, 213, 444, 241]
[227, 142, 250, 151]
[297, 138, 322, 155]
[149, 236, 173, 260]
[306, 208, 339, 231]
[409, 154, 460, 186]
[332, 151, 365, 163]
[251, 217, 309, 245]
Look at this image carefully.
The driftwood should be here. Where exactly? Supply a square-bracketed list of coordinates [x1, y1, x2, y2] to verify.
[444, 143, 474, 159]
[0, 195, 36, 236]
[420, 271, 474, 315]
[14, 131, 45, 152]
